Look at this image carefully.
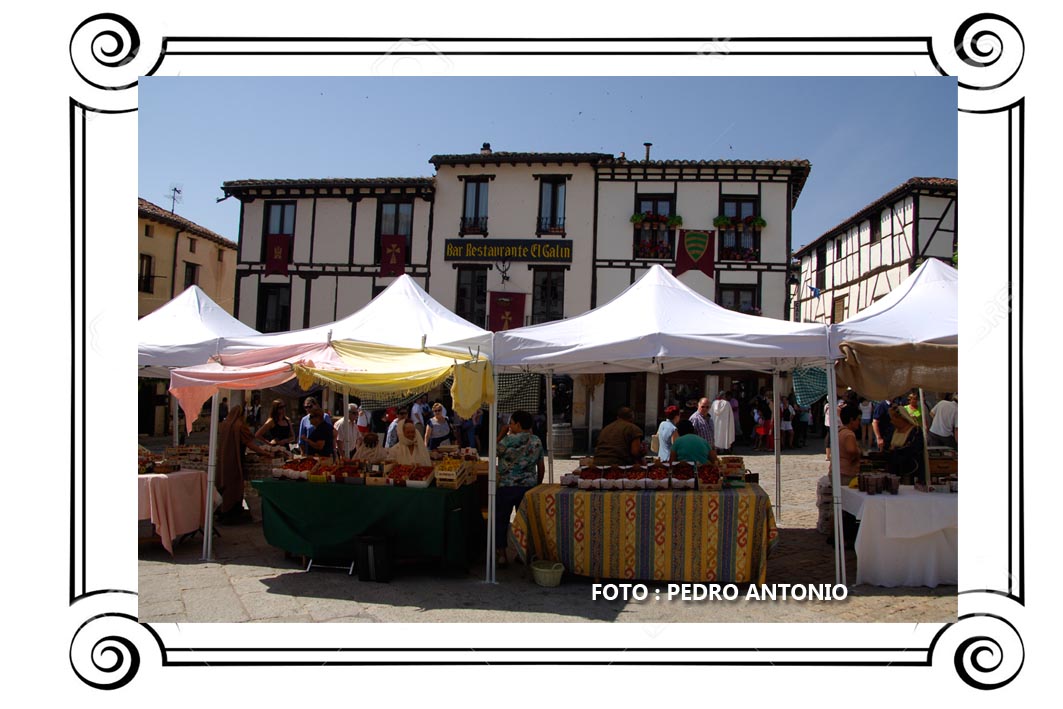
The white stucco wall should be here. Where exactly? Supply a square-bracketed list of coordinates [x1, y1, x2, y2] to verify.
[759, 182, 788, 263]
[676, 182, 717, 233]
[597, 182, 636, 260]
[241, 203, 264, 262]
[312, 199, 350, 263]
[352, 198, 378, 264]
[596, 268, 633, 306]
[290, 199, 314, 263]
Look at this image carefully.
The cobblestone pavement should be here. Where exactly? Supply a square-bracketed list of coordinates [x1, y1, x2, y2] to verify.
[138, 437, 956, 623]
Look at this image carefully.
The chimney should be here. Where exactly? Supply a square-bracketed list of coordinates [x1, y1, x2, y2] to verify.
[644, 142, 652, 161]
[619, 151, 626, 161]
[481, 142, 492, 155]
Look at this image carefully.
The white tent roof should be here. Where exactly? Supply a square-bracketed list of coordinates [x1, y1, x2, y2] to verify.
[493, 265, 829, 373]
[137, 285, 259, 377]
[218, 275, 492, 357]
[829, 258, 958, 355]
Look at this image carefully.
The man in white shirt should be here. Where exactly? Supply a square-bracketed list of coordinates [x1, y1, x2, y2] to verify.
[334, 402, 363, 458]
[410, 396, 427, 439]
[928, 393, 958, 448]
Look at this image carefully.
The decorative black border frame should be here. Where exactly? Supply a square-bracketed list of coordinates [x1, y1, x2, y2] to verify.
[69, 13, 1025, 691]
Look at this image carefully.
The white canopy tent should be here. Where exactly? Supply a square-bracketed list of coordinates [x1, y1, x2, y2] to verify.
[168, 275, 495, 563]
[489, 265, 833, 582]
[825, 259, 959, 581]
[138, 285, 260, 445]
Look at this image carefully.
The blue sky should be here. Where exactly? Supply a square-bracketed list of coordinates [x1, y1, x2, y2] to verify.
[139, 76, 956, 251]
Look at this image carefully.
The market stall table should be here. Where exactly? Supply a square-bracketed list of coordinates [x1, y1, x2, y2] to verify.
[138, 469, 217, 555]
[510, 484, 778, 583]
[840, 485, 957, 587]
[251, 479, 482, 569]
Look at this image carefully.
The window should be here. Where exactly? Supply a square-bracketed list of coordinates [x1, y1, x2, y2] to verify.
[834, 236, 843, 260]
[537, 178, 566, 233]
[718, 197, 760, 261]
[138, 254, 154, 293]
[717, 285, 758, 314]
[832, 295, 847, 324]
[375, 201, 414, 264]
[188, 237, 197, 254]
[793, 297, 802, 323]
[455, 266, 487, 328]
[869, 216, 881, 242]
[632, 195, 675, 260]
[461, 180, 489, 234]
[183, 262, 199, 289]
[531, 268, 565, 324]
[262, 201, 296, 262]
[217, 247, 225, 262]
[815, 243, 827, 290]
[256, 283, 291, 333]
[144, 224, 154, 238]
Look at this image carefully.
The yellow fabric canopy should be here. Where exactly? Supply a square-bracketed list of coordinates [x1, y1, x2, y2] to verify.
[290, 340, 493, 409]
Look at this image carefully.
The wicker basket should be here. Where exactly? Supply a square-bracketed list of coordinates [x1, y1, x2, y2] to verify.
[531, 560, 564, 587]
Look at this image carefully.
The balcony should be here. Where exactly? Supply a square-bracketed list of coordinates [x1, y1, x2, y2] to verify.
[460, 216, 488, 236]
[537, 215, 566, 235]
[633, 234, 675, 261]
[718, 246, 761, 262]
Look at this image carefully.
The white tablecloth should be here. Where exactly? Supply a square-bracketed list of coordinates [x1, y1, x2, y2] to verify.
[840, 485, 957, 587]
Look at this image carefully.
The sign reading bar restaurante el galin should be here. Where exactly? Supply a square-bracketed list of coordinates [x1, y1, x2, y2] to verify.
[443, 239, 572, 263]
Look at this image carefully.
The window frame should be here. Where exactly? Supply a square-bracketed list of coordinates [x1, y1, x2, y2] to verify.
[632, 194, 676, 260]
[815, 243, 827, 290]
[256, 283, 292, 333]
[536, 177, 567, 235]
[718, 196, 761, 262]
[461, 179, 490, 236]
[454, 265, 488, 329]
[188, 237, 197, 254]
[832, 295, 847, 324]
[144, 224, 154, 238]
[260, 200, 297, 263]
[716, 284, 760, 315]
[374, 200, 415, 265]
[183, 261, 199, 289]
[138, 253, 154, 293]
[531, 266, 566, 324]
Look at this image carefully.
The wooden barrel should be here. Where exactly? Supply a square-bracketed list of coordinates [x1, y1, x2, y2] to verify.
[551, 423, 573, 458]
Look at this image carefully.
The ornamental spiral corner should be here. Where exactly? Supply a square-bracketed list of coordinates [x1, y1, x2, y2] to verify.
[935, 613, 1025, 690]
[932, 13, 1024, 92]
[69, 13, 162, 111]
[69, 613, 145, 690]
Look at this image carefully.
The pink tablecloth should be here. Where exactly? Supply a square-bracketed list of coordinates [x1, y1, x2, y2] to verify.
[138, 469, 211, 554]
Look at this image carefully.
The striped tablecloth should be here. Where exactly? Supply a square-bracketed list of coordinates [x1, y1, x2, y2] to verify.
[510, 484, 778, 583]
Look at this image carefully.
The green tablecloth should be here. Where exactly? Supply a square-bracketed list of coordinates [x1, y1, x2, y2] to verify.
[251, 480, 482, 567]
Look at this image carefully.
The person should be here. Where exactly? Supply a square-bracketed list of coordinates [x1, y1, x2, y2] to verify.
[334, 402, 363, 458]
[710, 392, 736, 453]
[755, 397, 774, 451]
[670, 419, 718, 464]
[871, 396, 895, 452]
[495, 410, 545, 567]
[354, 399, 371, 434]
[216, 407, 270, 524]
[300, 408, 335, 457]
[905, 390, 924, 428]
[822, 397, 832, 440]
[779, 395, 795, 449]
[389, 420, 432, 467]
[858, 396, 873, 449]
[689, 397, 715, 448]
[410, 395, 427, 439]
[297, 396, 331, 454]
[928, 393, 958, 448]
[385, 407, 410, 448]
[256, 399, 295, 448]
[425, 403, 454, 450]
[593, 406, 643, 466]
[817, 406, 862, 536]
[886, 404, 925, 480]
[793, 397, 810, 448]
[654, 405, 682, 462]
[218, 397, 229, 421]
[352, 431, 387, 462]
[462, 408, 482, 449]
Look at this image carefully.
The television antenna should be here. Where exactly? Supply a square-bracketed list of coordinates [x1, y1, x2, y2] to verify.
[166, 184, 183, 213]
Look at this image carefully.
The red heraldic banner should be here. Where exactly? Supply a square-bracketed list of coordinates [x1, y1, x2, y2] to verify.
[379, 234, 407, 277]
[674, 230, 715, 279]
[264, 233, 291, 276]
[488, 291, 526, 332]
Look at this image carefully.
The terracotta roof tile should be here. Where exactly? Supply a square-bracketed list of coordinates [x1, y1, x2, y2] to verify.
[138, 198, 237, 249]
[429, 152, 612, 166]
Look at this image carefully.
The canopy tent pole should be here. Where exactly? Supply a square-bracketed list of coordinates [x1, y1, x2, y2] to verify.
[825, 360, 847, 585]
[545, 370, 555, 484]
[171, 395, 180, 448]
[201, 393, 220, 561]
[772, 369, 782, 523]
[485, 372, 499, 583]
[919, 388, 931, 488]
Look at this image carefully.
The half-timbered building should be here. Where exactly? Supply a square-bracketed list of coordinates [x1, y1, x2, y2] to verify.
[790, 177, 957, 324]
